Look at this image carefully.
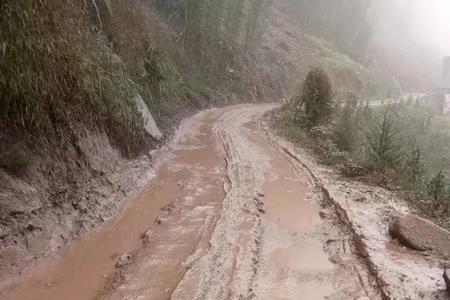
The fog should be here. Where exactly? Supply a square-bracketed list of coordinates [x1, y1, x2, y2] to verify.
[370, 0, 450, 90]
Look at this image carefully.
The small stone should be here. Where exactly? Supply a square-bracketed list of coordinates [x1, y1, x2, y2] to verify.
[26, 224, 37, 232]
[141, 228, 153, 240]
[115, 253, 132, 268]
[443, 269, 450, 290]
[352, 196, 367, 203]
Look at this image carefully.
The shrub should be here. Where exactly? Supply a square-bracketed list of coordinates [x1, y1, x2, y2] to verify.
[426, 170, 447, 208]
[301, 68, 333, 129]
[341, 158, 366, 178]
[401, 148, 425, 188]
[309, 125, 347, 165]
[334, 95, 358, 152]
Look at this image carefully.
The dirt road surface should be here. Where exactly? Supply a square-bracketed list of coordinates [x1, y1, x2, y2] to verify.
[1, 104, 380, 300]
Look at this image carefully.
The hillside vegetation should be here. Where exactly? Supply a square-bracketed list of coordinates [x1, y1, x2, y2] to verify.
[1, 0, 271, 159]
[275, 70, 450, 229]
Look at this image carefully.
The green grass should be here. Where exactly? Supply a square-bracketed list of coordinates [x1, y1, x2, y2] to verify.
[0, 0, 151, 156]
[1, 0, 270, 166]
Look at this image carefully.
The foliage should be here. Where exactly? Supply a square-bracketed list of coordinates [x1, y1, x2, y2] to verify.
[426, 170, 447, 205]
[401, 148, 425, 188]
[0, 0, 151, 156]
[153, 0, 268, 48]
[341, 158, 366, 178]
[275, 91, 450, 229]
[333, 95, 358, 152]
[301, 68, 333, 129]
[366, 111, 402, 170]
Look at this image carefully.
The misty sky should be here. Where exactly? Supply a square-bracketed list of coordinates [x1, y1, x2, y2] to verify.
[409, 0, 450, 55]
[369, 0, 450, 90]
[372, 0, 450, 57]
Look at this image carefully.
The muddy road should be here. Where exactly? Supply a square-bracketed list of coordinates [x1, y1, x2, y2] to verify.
[2, 104, 379, 300]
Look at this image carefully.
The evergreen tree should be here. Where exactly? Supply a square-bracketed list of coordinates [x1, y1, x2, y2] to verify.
[301, 68, 333, 129]
[366, 111, 402, 169]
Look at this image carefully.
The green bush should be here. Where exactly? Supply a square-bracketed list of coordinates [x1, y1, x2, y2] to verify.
[341, 158, 366, 178]
[333, 95, 358, 152]
[426, 170, 447, 207]
[301, 68, 333, 129]
[401, 148, 425, 189]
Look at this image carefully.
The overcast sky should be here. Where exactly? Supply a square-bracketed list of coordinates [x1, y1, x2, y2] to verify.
[372, 0, 450, 57]
[410, 0, 450, 55]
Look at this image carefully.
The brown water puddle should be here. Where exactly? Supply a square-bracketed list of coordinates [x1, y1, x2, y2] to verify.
[103, 114, 226, 300]
[2, 112, 226, 300]
[245, 122, 338, 299]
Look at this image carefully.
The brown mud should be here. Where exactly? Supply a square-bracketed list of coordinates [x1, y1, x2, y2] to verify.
[264, 111, 450, 300]
[1, 104, 417, 300]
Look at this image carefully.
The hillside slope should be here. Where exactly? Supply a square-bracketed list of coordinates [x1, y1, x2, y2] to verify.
[256, 3, 401, 101]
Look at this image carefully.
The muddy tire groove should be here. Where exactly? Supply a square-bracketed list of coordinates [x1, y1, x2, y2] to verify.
[260, 117, 390, 300]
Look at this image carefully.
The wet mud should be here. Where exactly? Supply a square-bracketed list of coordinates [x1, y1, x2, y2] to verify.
[2, 105, 385, 300]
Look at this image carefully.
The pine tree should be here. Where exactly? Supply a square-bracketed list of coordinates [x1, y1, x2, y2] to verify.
[366, 111, 402, 169]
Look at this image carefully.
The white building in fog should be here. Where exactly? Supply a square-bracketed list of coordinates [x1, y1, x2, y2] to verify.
[441, 57, 450, 114]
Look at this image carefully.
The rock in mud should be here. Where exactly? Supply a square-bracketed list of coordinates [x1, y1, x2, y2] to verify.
[443, 269, 450, 291]
[115, 253, 132, 268]
[133, 95, 163, 140]
[389, 215, 450, 258]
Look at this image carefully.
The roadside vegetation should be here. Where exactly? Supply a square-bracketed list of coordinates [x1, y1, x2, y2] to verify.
[0, 0, 269, 175]
[274, 68, 450, 228]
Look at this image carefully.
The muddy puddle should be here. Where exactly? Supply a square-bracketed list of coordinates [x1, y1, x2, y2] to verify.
[101, 112, 227, 300]
[1, 112, 226, 300]
[243, 123, 341, 299]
